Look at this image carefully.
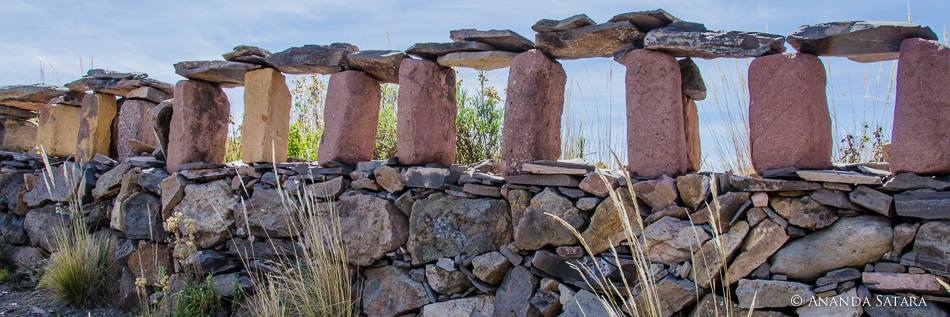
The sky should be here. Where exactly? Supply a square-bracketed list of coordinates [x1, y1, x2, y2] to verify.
[1, 0, 947, 170]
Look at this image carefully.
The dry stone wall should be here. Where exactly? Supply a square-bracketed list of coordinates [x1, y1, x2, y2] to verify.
[0, 7, 948, 317]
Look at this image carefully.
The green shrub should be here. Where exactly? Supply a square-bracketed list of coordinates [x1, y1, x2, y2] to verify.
[455, 72, 504, 165]
[373, 83, 398, 160]
[173, 277, 222, 317]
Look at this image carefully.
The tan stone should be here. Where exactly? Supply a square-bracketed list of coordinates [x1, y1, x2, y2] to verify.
[683, 96, 701, 172]
[242, 68, 292, 163]
[37, 102, 81, 157]
[75, 93, 117, 162]
[0, 118, 36, 153]
[317, 70, 381, 165]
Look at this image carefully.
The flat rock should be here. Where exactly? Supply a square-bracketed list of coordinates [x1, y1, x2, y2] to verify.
[725, 218, 789, 284]
[863, 272, 948, 295]
[608, 9, 681, 32]
[561, 289, 610, 317]
[787, 21, 938, 63]
[692, 191, 750, 231]
[264, 43, 358, 74]
[0, 84, 68, 111]
[505, 174, 581, 187]
[421, 295, 495, 317]
[535, 21, 643, 59]
[363, 266, 430, 317]
[514, 188, 583, 250]
[532, 14, 596, 33]
[437, 51, 517, 70]
[66, 76, 173, 97]
[770, 215, 893, 281]
[0, 105, 37, 120]
[894, 190, 950, 220]
[882, 172, 950, 192]
[578, 171, 620, 197]
[729, 175, 821, 192]
[769, 196, 838, 230]
[690, 293, 786, 317]
[580, 190, 642, 254]
[795, 288, 863, 317]
[691, 221, 749, 289]
[911, 221, 950, 272]
[736, 279, 814, 308]
[401, 166, 450, 189]
[494, 266, 540, 317]
[173, 60, 261, 88]
[344, 50, 407, 83]
[849, 185, 894, 217]
[222, 45, 272, 65]
[645, 22, 786, 58]
[407, 193, 511, 265]
[796, 170, 882, 185]
[405, 41, 496, 60]
[450, 29, 534, 53]
[809, 188, 862, 210]
[643, 216, 710, 264]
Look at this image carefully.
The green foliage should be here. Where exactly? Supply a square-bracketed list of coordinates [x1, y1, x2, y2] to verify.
[455, 72, 504, 165]
[0, 267, 11, 282]
[173, 277, 222, 317]
[837, 123, 888, 163]
[287, 118, 322, 161]
[224, 113, 243, 163]
[373, 83, 399, 160]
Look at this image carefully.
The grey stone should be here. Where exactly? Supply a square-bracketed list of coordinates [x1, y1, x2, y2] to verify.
[23, 163, 83, 207]
[676, 173, 710, 210]
[643, 216, 710, 264]
[362, 266, 430, 317]
[608, 9, 681, 33]
[507, 189, 531, 230]
[222, 45, 272, 65]
[450, 29, 534, 53]
[534, 21, 643, 59]
[264, 43, 359, 75]
[0, 172, 24, 213]
[407, 193, 511, 265]
[472, 251, 512, 285]
[305, 176, 349, 199]
[849, 185, 894, 217]
[575, 197, 600, 211]
[691, 220, 749, 288]
[809, 188, 862, 210]
[882, 172, 950, 192]
[736, 279, 814, 308]
[420, 295, 495, 317]
[560, 289, 610, 317]
[344, 50, 408, 84]
[173, 61, 261, 88]
[172, 180, 236, 248]
[678, 57, 706, 101]
[631, 175, 679, 211]
[0, 84, 68, 111]
[796, 170, 882, 185]
[66, 75, 173, 97]
[24, 205, 69, 252]
[815, 268, 862, 286]
[729, 174, 821, 192]
[426, 264, 472, 295]
[437, 51, 517, 70]
[690, 293, 786, 317]
[121, 192, 166, 241]
[0, 118, 36, 152]
[630, 275, 704, 317]
[10, 246, 46, 270]
[769, 196, 838, 230]
[494, 266, 540, 317]
[151, 98, 173, 157]
[92, 162, 132, 200]
[862, 272, 948, 295]
[406, 41, 496, 60]
[136, 168, 169, 195]
[514, 188, 583, 250]
[339, 194, 409, 266]
[864, 294, 948, 317]
[0, 213, 29, 245]
[532, 14, 596, 33]
[505, 174, 581, 187]
[912, 221, 950, 268]
[725, 219, 789, 284]
[787, 21, 938, 63]
[402, 166, 450, 189]
[895, 191, 950, 220]
[770, 216, 893, 281]
[691, 191, 750, 231]
[644, 22, 786, 58]
[893, 222, 919, 253]
[234, 187, 296, 238]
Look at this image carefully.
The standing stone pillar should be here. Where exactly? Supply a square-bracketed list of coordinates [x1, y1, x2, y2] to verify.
[242, 68, 292, 163]
[0, 118, 36, 153]
[37, 101, 83, 157]
[396, 59, 457, 166]
[166, 80, 230, 172]
[892, 38, 950, 175]
[748, 53, 832, 174]
[500, 49, 566, 176]
[115, 99, 160, 161]
[317, 70, 381, 165]
[623, 49, 688, 178]
[76, 93, 118, 162]
[683, 95, 701, 172]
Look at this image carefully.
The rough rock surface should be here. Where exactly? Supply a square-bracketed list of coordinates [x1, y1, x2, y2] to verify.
[406, 41, 495, 60]
[787, 21, 938, 62]
[450, 29, 534, 53]
[494, 266, 539, 317]
[75, 93, 117, 162]
[264, 43, 358, 74]
[645, 22, 786, 58]
[362, 266, 430, 317]
[608, 9, 681, 32]
[535, 21, 643, 59]
[344, 50, 407, 84]
[222, 45, 271, 65]
[736, 279, 814, 308]
[678, 57, 707, 101]
[769, 196, 838, 230]
[725, 219, 788, 284]
[623, 49, 687, 178]
[339, 193, 408, 266]
[770, 215, 893, 281]
[437, 51, 518, 70]
[407, 193, 510, 265]
[115, 99, 159, 161]
[242, 68, 292, 164]
[37, 102, 81, 157]
[234, 187, 296, 238]
[396, 59, 457, 166]
[891, 38, 950, 175]
[421, 295, 495, 317]
[500, 50, 565, 176]
[173, 60, 261, 88]
[532, 14, 596, 33]
[0, 84, 68, 111]
[749, 53, 832, 173]
[514, 188, 583, 250]
[165, 80, 230, 172]
[643, 216, 710, 264]
[173, 180, 236, 248]
[317, 70, 380, 165]
[691, 221, 749, 288]
[580, 190, 641, 254]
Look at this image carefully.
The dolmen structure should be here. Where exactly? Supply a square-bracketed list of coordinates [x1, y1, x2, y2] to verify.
[0, 9, 948, 316]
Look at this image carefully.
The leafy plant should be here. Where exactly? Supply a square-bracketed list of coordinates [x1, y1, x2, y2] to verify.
[172, 277, 222, 317]
[455, 71, 504, 165]
[373, 83, 398, 160]
[287, 120, 322, 161]
[837, 123, 887, 163]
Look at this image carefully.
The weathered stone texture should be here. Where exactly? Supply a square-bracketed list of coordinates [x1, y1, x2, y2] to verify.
[891, 38, 950, 175]
[623, 49, 687, 178]
[115, 99, 160, 161]
[165, 80, 230, 172]
[242, 68, 292, 163]
[500, 50, 565, 175]
[317, 70, 381, 165]
[396, 59, 457, 166]
[75, 93, 118, 162]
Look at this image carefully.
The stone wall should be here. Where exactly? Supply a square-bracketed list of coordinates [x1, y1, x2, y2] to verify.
[0, 8, 948, 317]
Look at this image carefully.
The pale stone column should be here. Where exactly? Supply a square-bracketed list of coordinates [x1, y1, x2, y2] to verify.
[76, 93, 118, 162]
[37, 101, 82, 157]
[622, 49, 688, 178]
[499, 49, 566, 176]
[396, 59, 457, 166]
[166, 80, 230, 172]
[748, 53, 832, 174]
[891, 38, 950, 175]
[317, 70, 382, 165]
[242, 68, 292, 163]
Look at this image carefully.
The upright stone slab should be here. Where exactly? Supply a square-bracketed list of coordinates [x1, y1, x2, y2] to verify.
[317, 70, 381, 165]
[0, 118, 36, 153]
[242, 68, 292, 163]
[683, 96, 701, 172]
[37, 102, 82, 157]
[891, 39, 950, 175]
[500, 50, 566, 175]
[76, 93, 118, 162]
[396, 59, 457, 166]
[115, 99, 159, 161]
[748, 53, 832, 174]
[622, 49, 687, 178]
[166, 80, 230, 172]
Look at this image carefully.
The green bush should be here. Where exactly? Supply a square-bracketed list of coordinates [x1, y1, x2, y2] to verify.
[455, 72, 504, 165]
[373, 83, 398, 160]
[173, 277, 222, 317]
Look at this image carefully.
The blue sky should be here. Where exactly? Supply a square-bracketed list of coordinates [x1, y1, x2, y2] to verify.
[1, 0, 947, 170]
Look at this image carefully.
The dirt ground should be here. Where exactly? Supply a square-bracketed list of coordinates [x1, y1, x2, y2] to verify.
[0, 280, 128, 317]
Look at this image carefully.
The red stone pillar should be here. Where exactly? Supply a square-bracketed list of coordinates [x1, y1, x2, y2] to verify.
[748, 53, 832, 174]
[623, 49, 688, 178]
[892, 38, 950, 175]
[165, 80, 230, 172]
[500, 50, 566, 175]
[115, 99, 160, 161]
[317, 70, 382, 165]
[396, 59, 457, 166]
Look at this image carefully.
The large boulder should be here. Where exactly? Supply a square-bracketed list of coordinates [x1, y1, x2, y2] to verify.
[770, 215, 893, 281]
[362, 266, 430, 317]
[338, 193, 408, 266]
[408, 193, 510, 264]
[172, 180, 236, 248]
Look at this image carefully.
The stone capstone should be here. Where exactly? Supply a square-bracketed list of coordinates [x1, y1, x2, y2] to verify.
[173, 60, 261, 88]
[344, 50, 407, 84]
[264, 43, 358, 74]
[0, 84, 68, 111]
[787, 21, 938, 63]
[535, 21, 643, 59]
[437, 51, 518, 70]
[644, 22, 786, 58]
[450, 29, 534, 53]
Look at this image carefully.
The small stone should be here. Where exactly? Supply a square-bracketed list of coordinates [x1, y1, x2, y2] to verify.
[644, 23, 786, 58]
[437, 51, 517, 70]
[849, 185, 894, 217]
[402, 166, 450, 189]
[344, 50, 407, 84]
[362, 266, 430, 317]
[426, 264, 472, 295]
[173, 60, 261, 88]
[505, 174, 581, 187]
[787, 21, 937, 62]
[691, 191, 750, 231]
[746, 207, 767, 226]
[462, 183, 502, 197]
[578, 172, 620, 197]
[534, 21, 643, 59]
[643, 216, 710, 264]
[375, 165, 405, 193]
[630, 175, 679, 211]
[795, 288, 863, 317]
[796, 170, 882, 185]
[736, 279, 814, 308]
[306, 176, 349, 199]
[472, 252, 512, 285]
[676, 173, 710, 210]
[630, 275, 703, 316]
[575, 197, 600, 211]
[725, 219, 789, 285]
[450, 29, 534, 53]
[531, 14, 596, 33]
[816, 268, 862, 286]
[873, 262, 906, 273]
[405, 41, 496, 60]
[892, 222, 919, 252]
[264, 43, 358, 75]
[678, 57, 706, 101]
[750, 192, 769, 207]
